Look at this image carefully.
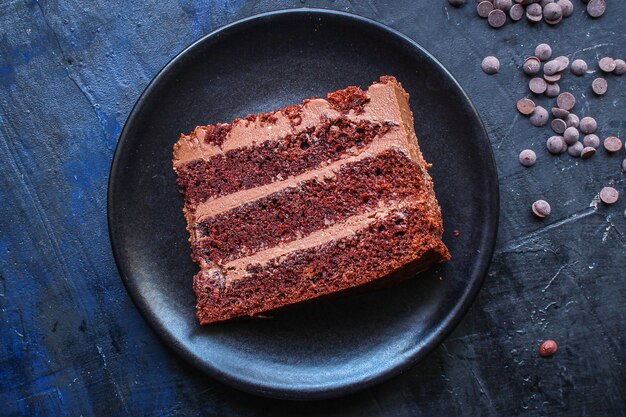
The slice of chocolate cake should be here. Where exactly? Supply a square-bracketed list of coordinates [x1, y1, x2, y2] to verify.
[173, 76, 451, 324]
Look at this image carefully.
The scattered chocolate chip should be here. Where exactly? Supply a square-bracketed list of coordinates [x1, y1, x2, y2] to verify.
[547, 135, 566, 154]
[477, 0, 495, 17]
[563, 126, 580, 145]
[529, 77, 548, 94]
[555, 56, 570, 72]
[543, 60, 561, 75]
[482, 56, 501, 74]
[614, 59, 626, 76]
[581, 146, 596, 159]
[494, 0, 513, 11]
[604, 136, 623, 153]
[488, 8, 507, 27]
[524, 57, 542, 75]
[544, 73, 562, 83]
[599, 57, 616, 73]
[545, 14, 563, 25]
[587, 0, 606, 18]
[600, 187, 619, 204]
[557, 0, 574, 17]
[448, 0, 466, 6]
[543, 3, 562, 21]
[552, 107, 569, 119]
[568, 141, 584, 157]
[583, 134, 600, 148]
[579, 117, 597, 134]
[530, 106, 549, 126]
[519, 149, 537, 166]
[552, 118, 567, 134]
[453, 229, 460, 237]
[517, 98, 536, 115]
[532, 200, 551, 218]
[509, 3, 525, 20]
[592, 77, 608, 95]
[566, 113, 580, 128]
[557, 92, 576, 110]
[539, 340, 558, 357]
[545, 82, 560, 97]
[526, 3, 543, 22]
[535, 43, 552, 61]
[571, 59, 588, 76]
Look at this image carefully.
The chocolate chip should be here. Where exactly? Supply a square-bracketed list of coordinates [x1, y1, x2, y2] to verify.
[517, 98, 536, 115]
[557, 0, 574, 17]
[545, 83, 560, 98]
[482, 56, 500, 74]
[571, 59, 588, 76]
[581, 146, 596, 159]
[568, 141, 583, 157]
[587, 0, 606, 18]
[494, 0, 513, 11]
[539, 340, 558, 357]
[557, 92, 576, 110]
[544, 73, 561, 83]
[600, 187, 619, 204]
[535, 43, 552, 61]
[604, 136, 623, 153]
[552, 118, 567, 134]
[583, 134, 600, 148]
[552, 107, 569, 119]
[599, 57, 616, 73]
[563, 127, 580, 145]
[488, 8, 507, 27]
[579, 117, 597, 134]
[592, 77, 608, 95]
[543, 60, 560, 76]
[543, 3, 562, 20]
[509, 3, 525, 20]
[555, 56, 570, 72]
[519, 149, 537, 166]
[614, 59, 626, 76]
[477, 0, 495, 17]
[524, 57, 542, 75]
[546, 15, 563, 25]
[547, 135, 566, 154]
[566, 113, 580, 128]
[448, 0, 466, 6]
[526, 3, 543, 22]
[529, 77, 547, 94]
[532, 200, 551, 218]
[530, 106, 549, 126]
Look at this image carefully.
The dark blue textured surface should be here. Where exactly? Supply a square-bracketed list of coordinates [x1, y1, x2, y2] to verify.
[1, 1, 624, 416]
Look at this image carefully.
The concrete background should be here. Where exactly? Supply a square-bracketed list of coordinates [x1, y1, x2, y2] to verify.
[1, 0, 624, 415]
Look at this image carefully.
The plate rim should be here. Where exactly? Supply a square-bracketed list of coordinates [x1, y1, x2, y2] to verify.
[107, 7, 499, 400]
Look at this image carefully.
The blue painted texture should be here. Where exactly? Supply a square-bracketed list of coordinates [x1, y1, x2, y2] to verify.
[1, 1, 625, 416]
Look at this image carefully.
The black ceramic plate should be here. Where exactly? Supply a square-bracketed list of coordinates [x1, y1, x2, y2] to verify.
[108, 9, 498, 400]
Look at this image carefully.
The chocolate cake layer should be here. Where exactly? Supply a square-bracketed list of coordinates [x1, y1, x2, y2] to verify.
[175, 118, 393, 206]
[173, 76, 451, 324]
[193, 149, 427, 265]
[193, 204, 448, 324]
